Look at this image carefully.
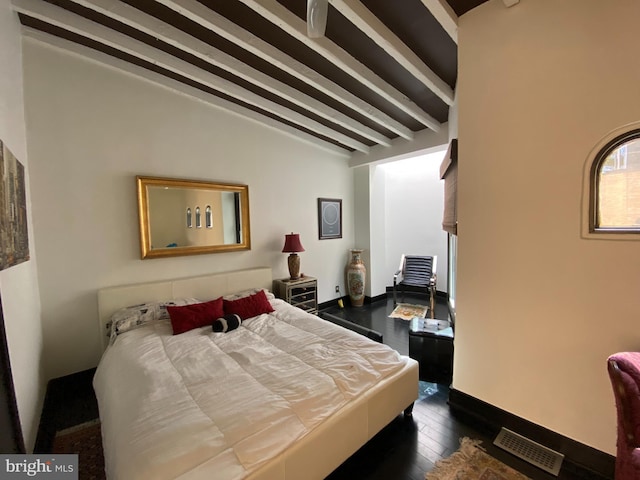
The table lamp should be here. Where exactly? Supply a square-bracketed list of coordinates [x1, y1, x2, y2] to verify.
[282, 233, 305, 280]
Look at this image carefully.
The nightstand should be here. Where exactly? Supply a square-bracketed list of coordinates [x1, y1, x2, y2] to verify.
[273, 276, 318, 314]
[34, 368, 99, 453]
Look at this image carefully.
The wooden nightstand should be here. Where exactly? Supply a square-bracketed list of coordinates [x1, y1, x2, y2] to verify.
[273, 276, 318, 314]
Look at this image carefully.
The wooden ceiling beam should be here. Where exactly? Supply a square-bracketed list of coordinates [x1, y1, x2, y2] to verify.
[329, 0, 454, 106]
[349, 122, 450, 168]
[12, 0, 370, 152]
[158, 0, 414, 141]
[67, 0, 392, 147]
[419, 0, 458, 44]
[237, 0, 441, 131]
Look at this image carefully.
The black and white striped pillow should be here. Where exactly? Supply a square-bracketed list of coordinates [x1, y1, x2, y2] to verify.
[212, 314, 242, 333]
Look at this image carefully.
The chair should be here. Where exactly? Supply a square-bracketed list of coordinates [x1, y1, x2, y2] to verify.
[607, 352, 640, 480]
[393, 255, 437, 318]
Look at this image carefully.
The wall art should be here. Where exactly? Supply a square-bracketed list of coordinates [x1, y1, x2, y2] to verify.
[318, 198, 342, 240]
[0, 140, 29, 271]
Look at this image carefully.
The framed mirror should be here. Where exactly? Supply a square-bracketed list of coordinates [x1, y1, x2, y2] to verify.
[137, 176, 251, 259]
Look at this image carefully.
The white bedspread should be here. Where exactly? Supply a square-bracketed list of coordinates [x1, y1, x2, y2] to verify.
[93, 299, 408, 480]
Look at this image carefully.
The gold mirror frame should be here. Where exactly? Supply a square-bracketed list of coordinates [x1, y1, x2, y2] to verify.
[137, 176, 251, 259]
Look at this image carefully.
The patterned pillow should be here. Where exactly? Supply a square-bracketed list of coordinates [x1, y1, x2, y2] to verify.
[109, 298, 200, 343]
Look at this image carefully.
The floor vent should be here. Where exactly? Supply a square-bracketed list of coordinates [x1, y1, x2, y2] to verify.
[494, 428, 564, 476]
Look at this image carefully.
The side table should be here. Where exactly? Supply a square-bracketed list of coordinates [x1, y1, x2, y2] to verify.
[273, 276, 318, 314]
[408, 318, 454, 385]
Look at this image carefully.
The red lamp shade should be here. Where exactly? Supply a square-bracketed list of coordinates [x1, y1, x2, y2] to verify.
[282, 233, 305, 253]
[282, 233, 304, 280]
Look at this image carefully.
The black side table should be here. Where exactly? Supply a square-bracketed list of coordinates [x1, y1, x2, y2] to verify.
[408, 318, 454, 385]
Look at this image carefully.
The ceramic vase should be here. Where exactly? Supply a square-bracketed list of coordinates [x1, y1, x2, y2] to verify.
[346, 249, 366, 307]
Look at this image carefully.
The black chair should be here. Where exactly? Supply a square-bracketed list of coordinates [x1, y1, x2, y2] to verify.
[393, 255, 437, 318]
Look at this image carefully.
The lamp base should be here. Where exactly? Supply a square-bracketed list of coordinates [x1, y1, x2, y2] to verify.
[288, 253, 300, 280]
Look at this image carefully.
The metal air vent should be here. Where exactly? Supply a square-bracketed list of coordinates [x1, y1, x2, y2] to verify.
[494, 428, 564, 476]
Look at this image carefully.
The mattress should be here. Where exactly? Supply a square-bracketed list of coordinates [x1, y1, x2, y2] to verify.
[93, 298, 417, 480]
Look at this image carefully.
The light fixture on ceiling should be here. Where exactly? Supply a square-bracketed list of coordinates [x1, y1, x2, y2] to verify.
[307, 0, 328, 38]
[502, 0, 520, 7]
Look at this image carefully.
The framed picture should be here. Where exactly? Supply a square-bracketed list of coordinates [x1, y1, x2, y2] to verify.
[318, 198, 342, 240]
[0, 140, 30, 272]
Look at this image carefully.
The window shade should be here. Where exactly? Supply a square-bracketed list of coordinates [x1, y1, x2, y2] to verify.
[440, 139, 458, 235]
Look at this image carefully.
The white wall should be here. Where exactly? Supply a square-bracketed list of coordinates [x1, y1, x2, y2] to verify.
[379, 152, 448, 292]
[456, 0, 640, 455]
[22, 39, 354, 380]
[353, 152, 447, 298]
[368, 165, 386, 296]
[0, 0, 44, 451]
[352, 166, 372, 295]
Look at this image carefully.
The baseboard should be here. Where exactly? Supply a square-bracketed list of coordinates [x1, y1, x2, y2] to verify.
[448, 388, 614, 480]
[318, 294, 387, 311]
[321, 290, 446, 311]
[366, 293, 387, 304]
[318, 298, 341, 311]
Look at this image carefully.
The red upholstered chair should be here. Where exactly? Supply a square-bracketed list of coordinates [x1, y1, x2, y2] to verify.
[607, 352, 640, 479]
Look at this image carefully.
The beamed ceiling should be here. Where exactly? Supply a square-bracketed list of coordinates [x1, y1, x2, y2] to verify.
[12, 0, 492, 159]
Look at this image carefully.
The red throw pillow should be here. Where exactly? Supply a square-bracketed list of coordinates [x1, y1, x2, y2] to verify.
[167, 298, 224, 335]
[223, 289, 275, 320]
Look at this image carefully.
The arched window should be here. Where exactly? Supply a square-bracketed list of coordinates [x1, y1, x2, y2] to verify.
[590, 129, 640, 233]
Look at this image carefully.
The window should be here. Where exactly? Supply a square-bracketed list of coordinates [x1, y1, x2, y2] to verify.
[591, 129, 640, 232]
[447, 233, 457, 319]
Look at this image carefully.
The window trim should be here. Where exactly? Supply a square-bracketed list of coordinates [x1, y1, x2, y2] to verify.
[589, 128, 640, 234]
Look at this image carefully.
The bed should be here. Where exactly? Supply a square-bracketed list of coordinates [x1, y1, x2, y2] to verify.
[94, 267, 419, 480]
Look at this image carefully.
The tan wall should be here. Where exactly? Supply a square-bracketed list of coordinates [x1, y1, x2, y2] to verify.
[456, 0, 640, 455]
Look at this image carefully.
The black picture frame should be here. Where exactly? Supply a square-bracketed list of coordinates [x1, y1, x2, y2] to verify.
[318, 198, 342, 240]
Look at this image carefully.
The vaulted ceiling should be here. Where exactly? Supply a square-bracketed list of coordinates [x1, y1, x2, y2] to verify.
[12, 0, 491, 159]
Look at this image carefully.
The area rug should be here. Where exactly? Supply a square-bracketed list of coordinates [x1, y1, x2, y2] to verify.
[389, 303, 428, 320]
[52, 419, 105, 480]
[426, 437, 531, 480]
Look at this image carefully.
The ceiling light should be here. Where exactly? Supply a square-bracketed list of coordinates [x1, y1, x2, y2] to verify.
[307, 0, 328, 38]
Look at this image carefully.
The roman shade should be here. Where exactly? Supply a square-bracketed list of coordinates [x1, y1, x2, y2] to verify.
[440, 139, 458, 235]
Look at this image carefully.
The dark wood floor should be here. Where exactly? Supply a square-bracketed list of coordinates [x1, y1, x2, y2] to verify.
[35, 293, 590, 479]
[323, 293, 586, 480]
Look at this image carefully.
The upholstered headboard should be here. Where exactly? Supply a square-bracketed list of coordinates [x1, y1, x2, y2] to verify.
[97, 267, 272, 350]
